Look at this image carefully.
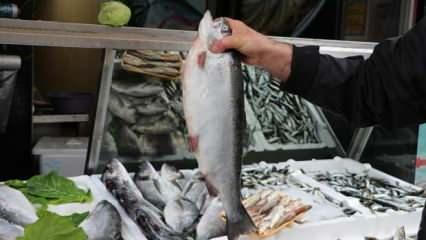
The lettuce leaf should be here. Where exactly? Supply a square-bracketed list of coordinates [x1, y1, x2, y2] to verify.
[37, 209, 89, 226]
[17, 211, 87, 240]
[6, 172, 92, 206]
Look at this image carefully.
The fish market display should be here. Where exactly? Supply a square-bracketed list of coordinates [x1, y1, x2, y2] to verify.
[102, 159, 181, 240]
[0, 218, 23, 240]
[80, 200, 123, 240]
[242, 190, 311, 236]
[181, 11, 256, 240]
[243, 64, 319, 145]
[310, 171, 425, 213]
[0, 185, 38, 226]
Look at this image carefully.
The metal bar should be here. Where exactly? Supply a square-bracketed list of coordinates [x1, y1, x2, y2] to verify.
[347, 127, 374, 161]
[86, 49, 116, 174]
[33, 114, 89, 124]
[0, 18, 376, 52]
[0, 55, 21, 70]
[399, 0, 416, 34]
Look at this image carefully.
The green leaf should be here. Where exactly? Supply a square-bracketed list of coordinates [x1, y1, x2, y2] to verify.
[26, 172, 92, 204]
[5, 179, 27, 189]
[37, 209, 89, 226]
[69, 212, 89, 226]
[17, 211, 87, 240]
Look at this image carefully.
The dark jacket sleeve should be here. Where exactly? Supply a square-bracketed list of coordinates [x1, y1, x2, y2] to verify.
[283, 17, 426, 128]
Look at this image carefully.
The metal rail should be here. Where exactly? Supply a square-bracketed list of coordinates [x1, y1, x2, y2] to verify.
[0, 18, 376, 55]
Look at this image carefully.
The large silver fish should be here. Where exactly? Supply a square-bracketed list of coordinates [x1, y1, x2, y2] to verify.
[181, 11, 256, 240]
[80, 200, 123, 240]
[0, 185, 38, 226]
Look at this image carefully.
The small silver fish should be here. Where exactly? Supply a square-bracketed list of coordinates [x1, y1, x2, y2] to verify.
[80, 200, 123, 240]
[182, 11, 256, 240]
[0, 185, 38, 226]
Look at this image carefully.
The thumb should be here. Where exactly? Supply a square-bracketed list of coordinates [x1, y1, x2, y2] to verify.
[210, 36, 244, 53]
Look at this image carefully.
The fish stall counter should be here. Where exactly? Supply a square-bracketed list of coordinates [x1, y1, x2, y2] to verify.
[1, 157, 422, 240]
[87, 48, 345, 174]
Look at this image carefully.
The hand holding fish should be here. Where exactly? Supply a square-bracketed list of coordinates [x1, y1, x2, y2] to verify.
[210, 18, 293, 83]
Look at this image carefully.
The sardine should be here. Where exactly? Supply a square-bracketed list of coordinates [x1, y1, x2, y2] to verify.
[0, 218, 23, 240]
[182, 11, 256, 240]
[0, 185, 38, 226]
[196, 197, 226, 240]
[102, 159, 180, 240]
[80, 200, 123, 240]
[164, 198, 200, 234]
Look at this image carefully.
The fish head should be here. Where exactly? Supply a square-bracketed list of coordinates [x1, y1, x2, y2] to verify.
[198, 10, 231, 51]
[102, 159, 127, 184]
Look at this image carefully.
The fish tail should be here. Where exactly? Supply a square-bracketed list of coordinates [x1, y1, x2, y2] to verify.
[226, 204, 256, 240]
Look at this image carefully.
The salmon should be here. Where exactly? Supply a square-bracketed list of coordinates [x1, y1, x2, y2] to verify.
[181, 11, 256, 240]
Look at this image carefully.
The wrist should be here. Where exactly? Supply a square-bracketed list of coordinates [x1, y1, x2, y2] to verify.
[260, 41, 293, 83]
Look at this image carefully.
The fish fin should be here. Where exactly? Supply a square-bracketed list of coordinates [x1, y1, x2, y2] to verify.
[226, 204, 257, 240]
[197, 51, 206, 68]
[188, 135, 199, 153]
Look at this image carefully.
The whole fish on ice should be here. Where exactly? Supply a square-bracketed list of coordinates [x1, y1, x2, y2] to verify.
[80, 200, 123, 240]
[181, 11, 256, 240]
[102, 159, 181, 240]
[0, 185, 38, 226]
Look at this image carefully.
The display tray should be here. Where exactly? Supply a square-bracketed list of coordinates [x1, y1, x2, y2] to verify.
[244, 98, 341, 163]
[4, 158, 422, 240]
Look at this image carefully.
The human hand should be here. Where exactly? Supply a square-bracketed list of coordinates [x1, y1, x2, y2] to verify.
[210, 18, 293, 83]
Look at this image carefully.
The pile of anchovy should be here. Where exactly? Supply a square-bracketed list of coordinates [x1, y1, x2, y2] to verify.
[242, 64, 319, 145]
[311, 171, 426, 213]
[241, 162, 290, 190]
